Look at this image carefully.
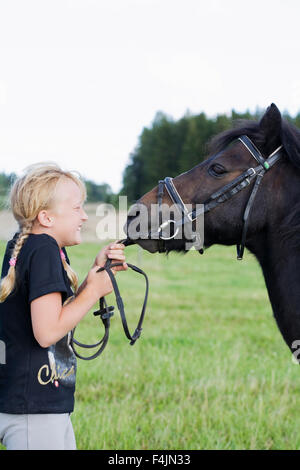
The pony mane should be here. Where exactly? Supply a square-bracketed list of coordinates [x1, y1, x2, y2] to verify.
[208, 117, 300, 170]
[207, 114, 300, 245]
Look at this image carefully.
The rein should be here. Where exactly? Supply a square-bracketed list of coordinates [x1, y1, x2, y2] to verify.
[70, 135, 282, 360]
[70, 238, 149, 360]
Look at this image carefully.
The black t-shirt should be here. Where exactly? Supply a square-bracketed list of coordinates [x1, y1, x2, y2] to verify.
[0, 232, 77, 414]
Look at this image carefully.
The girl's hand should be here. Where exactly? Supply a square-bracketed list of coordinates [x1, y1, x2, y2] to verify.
[86, 266, 114, 298]
[93, 241, 128, 273]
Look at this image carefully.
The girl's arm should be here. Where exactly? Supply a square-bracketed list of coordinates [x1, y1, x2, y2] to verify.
[31, 267, 112, 348]
[31, 243, 127, 348]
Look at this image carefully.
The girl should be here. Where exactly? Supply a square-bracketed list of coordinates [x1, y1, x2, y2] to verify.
[0, 162, 127, 450]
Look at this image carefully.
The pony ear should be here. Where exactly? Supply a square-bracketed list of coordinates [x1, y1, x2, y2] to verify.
[259, 103, 282, 146]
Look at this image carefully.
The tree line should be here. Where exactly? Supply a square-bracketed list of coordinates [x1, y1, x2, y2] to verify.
[0, 173, 116, 209]
[120, 108, 300, 203]
[1, 108, 300, 209]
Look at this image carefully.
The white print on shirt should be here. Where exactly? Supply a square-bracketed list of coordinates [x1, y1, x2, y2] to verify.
[37, 332, 76, 387]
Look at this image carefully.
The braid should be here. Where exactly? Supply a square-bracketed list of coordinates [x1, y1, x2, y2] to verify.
[0, 222, 33, 302]
[0, 162, 86, 304]
[61, 257, 78, 294]
[11, 222, 33, 261]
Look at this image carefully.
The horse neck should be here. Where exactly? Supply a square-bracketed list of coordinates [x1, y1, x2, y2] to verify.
[248, 233, 300, 353]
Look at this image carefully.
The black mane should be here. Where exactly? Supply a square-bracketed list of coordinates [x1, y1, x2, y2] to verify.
[208, 117, 300, 170]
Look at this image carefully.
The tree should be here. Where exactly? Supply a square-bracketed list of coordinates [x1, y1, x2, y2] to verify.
[120, 108, 300, 204]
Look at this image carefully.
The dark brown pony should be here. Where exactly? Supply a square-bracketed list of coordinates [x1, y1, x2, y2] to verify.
[126, 103, 300, 358]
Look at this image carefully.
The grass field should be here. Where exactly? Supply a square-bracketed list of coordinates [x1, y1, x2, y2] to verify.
[0, 239, 300, 450]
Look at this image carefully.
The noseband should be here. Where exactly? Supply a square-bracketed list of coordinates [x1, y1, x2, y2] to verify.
[156, 135, 283, 259]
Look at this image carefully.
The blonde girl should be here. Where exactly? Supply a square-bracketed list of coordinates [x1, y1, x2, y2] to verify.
[0, 162, 127, 450]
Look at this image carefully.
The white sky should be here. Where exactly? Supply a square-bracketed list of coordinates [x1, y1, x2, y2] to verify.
[0, 0, 299, 193]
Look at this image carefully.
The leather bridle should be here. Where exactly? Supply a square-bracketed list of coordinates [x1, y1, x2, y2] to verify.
[156, 135, 283, 259]
[70, 238, 148, 360]
[70, 135, 282, 360]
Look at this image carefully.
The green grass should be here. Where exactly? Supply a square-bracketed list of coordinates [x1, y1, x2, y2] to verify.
[0, 240, 299, 450]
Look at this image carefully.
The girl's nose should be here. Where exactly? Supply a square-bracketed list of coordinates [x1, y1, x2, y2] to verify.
[82, 209, 88, 221]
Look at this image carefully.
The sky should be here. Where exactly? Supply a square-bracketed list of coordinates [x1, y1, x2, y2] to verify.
[0, 0, 299, 193]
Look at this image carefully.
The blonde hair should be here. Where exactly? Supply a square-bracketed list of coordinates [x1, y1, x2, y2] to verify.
[0, 162, 87, 303]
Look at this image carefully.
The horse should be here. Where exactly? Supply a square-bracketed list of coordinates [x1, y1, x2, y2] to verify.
[125, 103, 300, 359]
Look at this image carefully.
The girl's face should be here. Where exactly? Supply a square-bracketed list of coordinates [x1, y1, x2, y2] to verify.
[52, 178, 88, 247]
[32, 177, 88, 248]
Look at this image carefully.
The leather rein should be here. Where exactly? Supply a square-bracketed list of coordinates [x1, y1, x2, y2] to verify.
[70, 238, 148, 360]
[70, 135, 282, 360]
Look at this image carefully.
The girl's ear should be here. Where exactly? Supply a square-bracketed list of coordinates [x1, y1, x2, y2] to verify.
[36, 210, 53, 227]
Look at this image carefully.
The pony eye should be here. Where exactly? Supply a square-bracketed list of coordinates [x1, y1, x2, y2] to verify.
[208, 163, 227, 178]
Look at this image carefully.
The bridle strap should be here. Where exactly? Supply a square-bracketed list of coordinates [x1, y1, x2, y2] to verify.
[154, 136, 283, 258]
[238, 135, 269, 169]
[158, 179, 166, 252]
[70, 296, 111, 361]
[236, 137, 283, 259]
[100, 257, 149, 345]
[236, 170, 265, 260]
[163, 177, 191, 218]
[70, 239, 149, 360]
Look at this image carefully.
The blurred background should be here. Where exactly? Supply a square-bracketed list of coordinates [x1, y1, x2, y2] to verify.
[1, 1, 300, 450]
[1, 0, 300, 228]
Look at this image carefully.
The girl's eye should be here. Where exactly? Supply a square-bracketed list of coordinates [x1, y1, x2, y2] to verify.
[208, 163, 227, 178]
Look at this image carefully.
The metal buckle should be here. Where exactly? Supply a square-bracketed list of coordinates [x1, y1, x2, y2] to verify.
[158, 219, 179, 240]
[244, 168, 256, 185]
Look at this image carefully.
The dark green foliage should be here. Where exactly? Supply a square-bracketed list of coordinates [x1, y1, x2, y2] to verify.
[0, 173, 115, 208]
[1, 109, 299, 209]
[83, 180, 115, 204]
[121, 107, 299, 203]
[0, 172, 17, 209]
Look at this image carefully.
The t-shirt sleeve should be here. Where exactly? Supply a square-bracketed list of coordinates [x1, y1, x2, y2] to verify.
[28, 243, 69, 304]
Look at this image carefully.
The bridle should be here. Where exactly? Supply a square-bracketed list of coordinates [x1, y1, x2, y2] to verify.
[156, 135, 283, 259]
[70, 238, 148, 360]
[70, 135, 282, 360]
